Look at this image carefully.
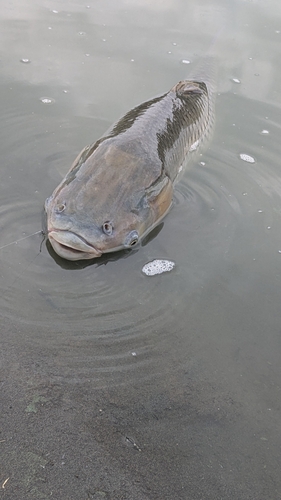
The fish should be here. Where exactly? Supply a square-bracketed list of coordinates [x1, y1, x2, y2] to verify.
[45, 77, 213, 261]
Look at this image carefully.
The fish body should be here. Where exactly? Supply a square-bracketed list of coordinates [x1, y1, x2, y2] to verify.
[45, 79, 212, 260]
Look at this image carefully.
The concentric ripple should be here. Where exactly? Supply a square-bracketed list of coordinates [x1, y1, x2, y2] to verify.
[0, 193, 185, 387]
[2, 87, 281, 388]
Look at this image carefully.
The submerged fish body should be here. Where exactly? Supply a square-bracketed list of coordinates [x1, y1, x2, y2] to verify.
[45, 79, 212, 260]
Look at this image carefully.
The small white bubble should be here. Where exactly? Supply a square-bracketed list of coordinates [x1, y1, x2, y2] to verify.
[172, 42, 177, 46]
[258, 210, 263, 213]
[267, 226, 271, 230]
[182, 59, 191, 64]
[242, 192, 248, 196]
[200, 162, 206, 166]
[78, 31, 86, 36]
[275, 30, 280, 33]
[131, 352, 137, 356]
[102, 38, 106, 42]
[48, 26, 52, 30]
[248, 57, 253, 60]
[52, 9, 59, 13]
[278, 250, 281, 254]
[142, 259, 175, 276]
[232, 78, 241, 84]
[85, 53, 90, 57]
[261, 129, 269, 134]
[40, 97, 55, 104]
[240, 153, 255, 163]
[167, 51, 172, 54]
[63, 90, 68, 93]
[130, 59, 134, 62]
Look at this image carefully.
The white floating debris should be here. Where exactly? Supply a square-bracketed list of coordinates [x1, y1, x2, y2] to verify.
[131, 352, 137, 356]
[261, 129, 269, 134]
[142, 259, 175, 276]
[232, 78, 241, 84]
[200, 161, 206, 166]
[20, 58, 31, 63]
[239, 153, 255, 163]
[190, 140, 199, 152]
[182, 59, 191, 64]
[40, 97, 55, 104]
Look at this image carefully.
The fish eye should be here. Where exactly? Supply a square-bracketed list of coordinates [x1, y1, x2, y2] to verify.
[102, 221, 113, 235]
[129, 237, 138, 246]
[56, 202, 66, 213]
[124, 230, 139, 247]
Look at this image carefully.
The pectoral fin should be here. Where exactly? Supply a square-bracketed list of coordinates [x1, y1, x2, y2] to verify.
[146, 175, 173, 220]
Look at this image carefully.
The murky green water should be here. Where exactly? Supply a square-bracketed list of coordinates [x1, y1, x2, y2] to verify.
[1, 1, 281, 498]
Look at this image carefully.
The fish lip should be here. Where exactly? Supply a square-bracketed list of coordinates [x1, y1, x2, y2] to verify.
[48, 229, 102, 259]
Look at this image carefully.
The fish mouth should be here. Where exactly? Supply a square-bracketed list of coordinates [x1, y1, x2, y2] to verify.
[48, 229, 102, 261]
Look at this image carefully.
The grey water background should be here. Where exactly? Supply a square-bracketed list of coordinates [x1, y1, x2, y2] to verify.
[1, 0, 281, 498]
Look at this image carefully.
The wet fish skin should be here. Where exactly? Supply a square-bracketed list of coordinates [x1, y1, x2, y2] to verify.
[45, 80, 212, 261]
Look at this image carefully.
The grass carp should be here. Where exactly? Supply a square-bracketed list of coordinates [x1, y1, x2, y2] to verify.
[45, 78, 213, 261]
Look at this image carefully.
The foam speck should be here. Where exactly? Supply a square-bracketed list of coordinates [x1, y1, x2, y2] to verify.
[239, 153, 255, 163]
[40, 97, 55, 104]
[142, 259, 175, 276]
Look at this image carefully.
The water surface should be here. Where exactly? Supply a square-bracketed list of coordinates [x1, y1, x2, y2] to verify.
[1, 1, 281, 498]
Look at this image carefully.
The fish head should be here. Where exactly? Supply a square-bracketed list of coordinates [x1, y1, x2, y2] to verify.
[45, 142, 173, 261]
